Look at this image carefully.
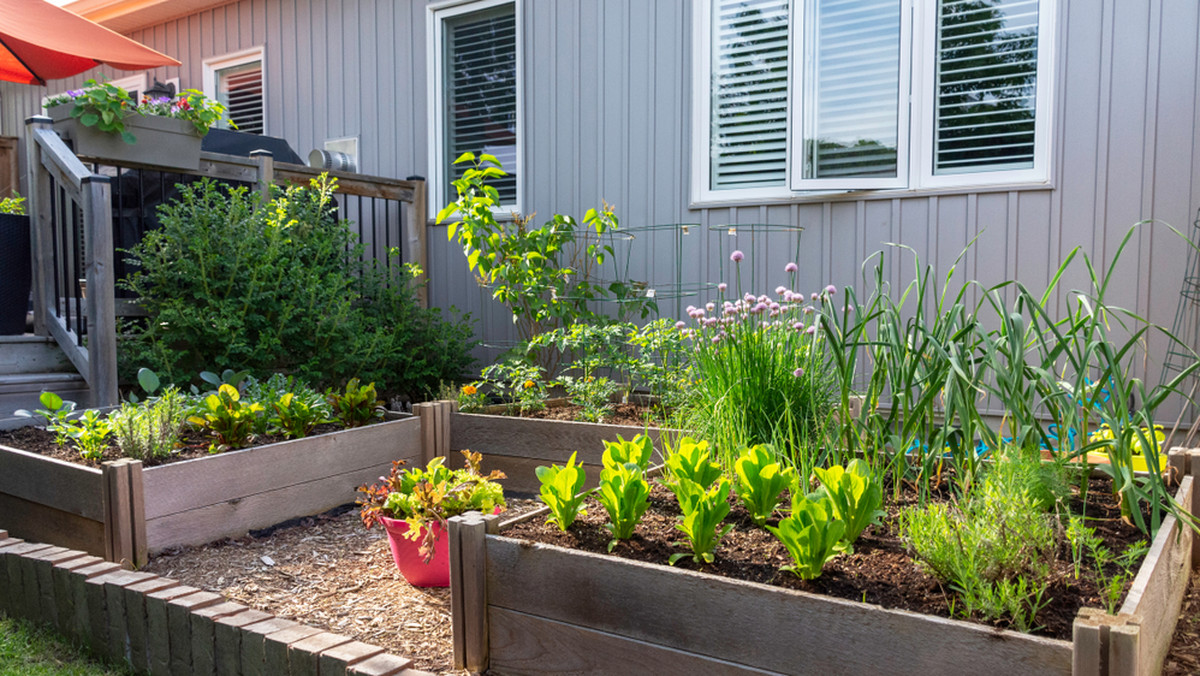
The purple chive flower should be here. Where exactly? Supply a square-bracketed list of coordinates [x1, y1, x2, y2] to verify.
[811, 292, 819, 301]
[752, 302, 768, 314]
[717, 282, 728, 293]
[785, 262, 798, 273]
[705, 302, 715, 312]
[675, 321, 686, 330]
[775, 286, 787, 296]
[711, 336, 721, 344]
[686, 305, 696, 313]
[804, 306, 814, 315]
[792, 321, 804, 331]
[793, 368, 805, 378]
[825, 284, 837, 295]
[805, 325, 817, 335]
[731, 250, 744, 263]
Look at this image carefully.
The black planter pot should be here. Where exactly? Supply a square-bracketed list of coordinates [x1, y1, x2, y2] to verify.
[0, 213, 31, 335]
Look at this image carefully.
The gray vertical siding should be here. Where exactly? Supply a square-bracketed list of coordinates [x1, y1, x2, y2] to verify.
[2, 0, 1199, 420]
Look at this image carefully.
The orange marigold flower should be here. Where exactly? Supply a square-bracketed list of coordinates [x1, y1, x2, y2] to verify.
[461, 385, 478, 396]
[523, 380, 535, 389]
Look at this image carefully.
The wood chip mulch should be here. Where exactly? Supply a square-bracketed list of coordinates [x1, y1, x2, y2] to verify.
[141, 500, 539, 675]
[1164, 569, 1200, 675]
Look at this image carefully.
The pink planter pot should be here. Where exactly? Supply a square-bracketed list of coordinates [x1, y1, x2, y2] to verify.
[378, 515, 449, 587]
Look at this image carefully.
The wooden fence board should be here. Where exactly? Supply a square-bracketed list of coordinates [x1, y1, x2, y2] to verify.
[488, 607, 782, 676]
[450, 413, 672, 466]
[143, 463, 407, 551]
[142, 418, 421, 520]
[1117, 476, 1194, 675]
[0, 493, 104, 556]
[484, 536, 1072, 676]
[0, 445, 104, 519]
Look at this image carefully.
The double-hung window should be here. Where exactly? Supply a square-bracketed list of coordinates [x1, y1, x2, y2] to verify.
[429, 0, 522, 213]
[694, 0, 1054, 203]
[203, 48, 265, 135]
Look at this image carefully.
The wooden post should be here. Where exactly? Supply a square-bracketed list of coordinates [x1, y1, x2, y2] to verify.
[404, 176, 428, 308]
[1073, 608, 1107, 676]
[25, 117, 52, 337]
[448, 511, 493, 673]
[251, 150, 274, 205]
[1168, 447, 1187, 487]
[102, 459, 146, 568]
[80, 174, 118, 407]
[1190, 450, 1200, 567]
[414, 402, 435, 465]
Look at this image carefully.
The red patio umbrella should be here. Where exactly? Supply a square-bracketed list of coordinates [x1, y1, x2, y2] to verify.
[0, 0, 179, 85]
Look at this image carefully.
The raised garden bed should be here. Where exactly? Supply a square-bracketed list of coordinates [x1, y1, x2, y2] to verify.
[444, 449, 1200, 676]
[0, 411, 423, 566]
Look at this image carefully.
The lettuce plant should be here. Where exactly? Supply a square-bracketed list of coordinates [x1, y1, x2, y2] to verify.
[596, 459, 650, 550]
[733, 444, 796, 526]
[357, 451, 506, 562]
[536, 451, 590, 531]
[811, 459, 884, 546]
[65, 410, 112, 461]
[669, 476, 733, 565]
[15, 391, 77, 446]
[271, 392, 330, 439]
[663, 437, 722, 491]
[187, 383, 264, 453]
[767, 495, 845, 580]
[601, 434, 654, 473]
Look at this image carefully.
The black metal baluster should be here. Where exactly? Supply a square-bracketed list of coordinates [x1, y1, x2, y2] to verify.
[72, 201, 83, 345]
[50, 180, 61, 322]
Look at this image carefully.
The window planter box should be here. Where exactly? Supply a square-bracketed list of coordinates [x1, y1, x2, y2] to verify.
[0, 412, 423, 567]
[443, 444, 1200, 676]
[47, 104, 202, 171]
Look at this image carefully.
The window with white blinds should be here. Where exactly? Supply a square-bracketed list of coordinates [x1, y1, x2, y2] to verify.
[204, 48, 265, 135]
[934, 0, 1039, 174]
[437, 1, 518, 208]
[710, 0, 790, 191]
[695, 0, 1052, 201]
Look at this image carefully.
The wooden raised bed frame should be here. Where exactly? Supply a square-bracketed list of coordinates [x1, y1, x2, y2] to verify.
[0, 412, 424, 567]
[440, 418, 1200, 676]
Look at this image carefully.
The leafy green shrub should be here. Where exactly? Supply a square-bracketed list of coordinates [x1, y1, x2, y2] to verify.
[109, 386, 189, 459]
[120, 176, 475, 400]
[536, 451, 590, 531]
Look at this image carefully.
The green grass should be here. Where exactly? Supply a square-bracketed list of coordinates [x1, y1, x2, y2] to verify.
[0, 613, 131, 676]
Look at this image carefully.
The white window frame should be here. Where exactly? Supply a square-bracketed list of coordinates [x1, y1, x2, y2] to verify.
[691, 0, 1057, 205]
[427, 0, 524, 219]
[202, 46, 266, 134]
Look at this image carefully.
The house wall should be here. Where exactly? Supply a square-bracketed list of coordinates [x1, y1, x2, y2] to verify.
[3, 0, 1199, 421]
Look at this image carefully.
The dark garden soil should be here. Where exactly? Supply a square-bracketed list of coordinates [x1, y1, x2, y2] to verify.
[142, 498, 542, 676]
[504, 477, 1150, 641]
[511, 402, 667, 427]
[0, 421, 359, 468]
[1164, 570, 1200, 675]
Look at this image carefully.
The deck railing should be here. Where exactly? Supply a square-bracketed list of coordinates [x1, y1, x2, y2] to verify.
[25, 115, 428, 407]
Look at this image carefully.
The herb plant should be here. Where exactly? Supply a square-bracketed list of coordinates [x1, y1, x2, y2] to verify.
[327, 378, 383, 428]
[768, 495, 845, 580]
[558, 374, 619, 422]
[357, 451, 506, 562]
[535, 451, 590, 531]
[187, 383, 264, 453]
[669, 476, 734, 565]
[109, 386, 188, 460]
[811, 459, 884, 546]
[733, 444, 796, 526]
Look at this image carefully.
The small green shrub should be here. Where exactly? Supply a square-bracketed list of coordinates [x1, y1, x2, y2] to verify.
[120, 176, 475, 400]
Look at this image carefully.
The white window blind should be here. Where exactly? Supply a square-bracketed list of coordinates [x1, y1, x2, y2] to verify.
[216, 60, 264, 135]
[710, 0, 790, 190]
[443, 5, 518, 205]
[802, 0, 901, 179]
[934, 0, 1039, 173]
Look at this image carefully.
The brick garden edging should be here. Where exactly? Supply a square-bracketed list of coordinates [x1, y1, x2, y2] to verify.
[0, 530, 430, 676]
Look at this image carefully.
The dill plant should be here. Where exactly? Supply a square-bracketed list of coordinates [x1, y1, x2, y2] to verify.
[675, 252, 835, 470]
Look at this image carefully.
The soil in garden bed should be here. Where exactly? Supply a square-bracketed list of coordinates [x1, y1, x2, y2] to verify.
[511, 402, 666, 427]
[504, 477, 1150, 641]
[0, 421, 360, 468]
[142, 497, 543, 676]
